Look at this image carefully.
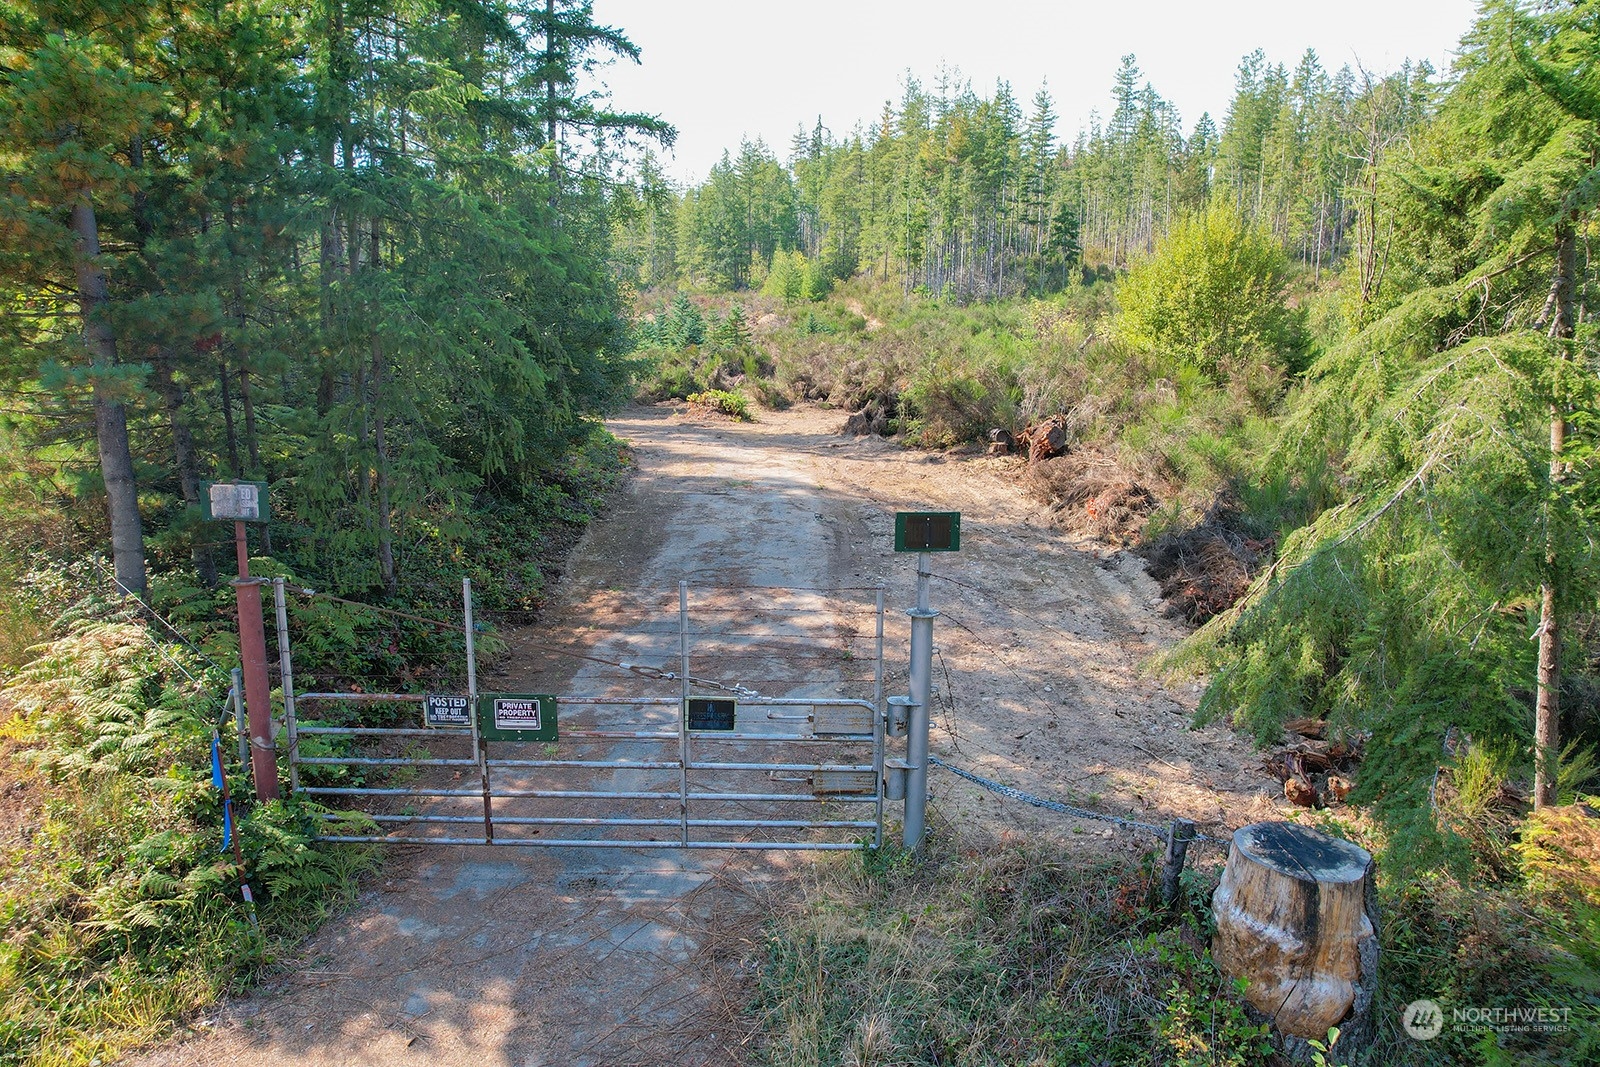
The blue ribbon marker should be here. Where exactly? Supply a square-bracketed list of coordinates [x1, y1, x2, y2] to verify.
[211, 734, 233, 852]
[210, 734, 225, 790]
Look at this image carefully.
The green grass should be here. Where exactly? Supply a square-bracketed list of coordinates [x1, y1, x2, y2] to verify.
[749, 818, 1599, 1067]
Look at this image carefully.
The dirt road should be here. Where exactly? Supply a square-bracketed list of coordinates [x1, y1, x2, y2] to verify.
[129, 405, 1267, 1067]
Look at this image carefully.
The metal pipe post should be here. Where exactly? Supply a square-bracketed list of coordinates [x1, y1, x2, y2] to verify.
[272, 579, 299, 794]
[231, 667, 248, 772]
[904, 552, 936, 850]
[464, 579, 481, 766]
[873, 584, 885, 715]
[678, 580, 690, 846]
[232, 520, 278, 801]
[873, 585, 886, 849]
[465, 579, 491, 844]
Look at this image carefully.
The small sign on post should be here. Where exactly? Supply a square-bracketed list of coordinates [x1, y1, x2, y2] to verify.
[207, 479, 275, 801]
[202, 480, 270, 523]
[477, 694, 558, 742]
[424, 693, 472, 728]
[894, 511, 961, 552]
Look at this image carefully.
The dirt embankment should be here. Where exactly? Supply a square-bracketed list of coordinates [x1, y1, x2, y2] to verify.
[127, 404, 1274, 1067]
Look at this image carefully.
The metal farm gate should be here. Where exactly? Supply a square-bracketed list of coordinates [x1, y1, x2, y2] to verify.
[276, 580, 902, 851]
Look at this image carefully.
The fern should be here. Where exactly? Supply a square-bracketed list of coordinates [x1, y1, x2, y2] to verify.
[0, 612, 376, 1067]
[2, 621, 214, 777]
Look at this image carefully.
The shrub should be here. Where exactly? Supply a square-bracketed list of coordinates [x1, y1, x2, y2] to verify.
[1115, 206, 1303, 383]
[685, 389, 752, 421]
[0, 616, 374, 1065]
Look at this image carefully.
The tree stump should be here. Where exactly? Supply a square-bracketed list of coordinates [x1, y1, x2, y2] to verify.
[1020, 413, 1070, 464]
[1212, 822, 1378, 1058]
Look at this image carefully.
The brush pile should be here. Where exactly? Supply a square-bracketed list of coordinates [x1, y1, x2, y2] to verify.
[1140, 496, 1271, 623]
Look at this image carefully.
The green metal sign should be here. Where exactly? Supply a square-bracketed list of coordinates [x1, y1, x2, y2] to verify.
[201, 480, 270, 522]
[894, 511, 961, 552]
[477, 694, 558, 742]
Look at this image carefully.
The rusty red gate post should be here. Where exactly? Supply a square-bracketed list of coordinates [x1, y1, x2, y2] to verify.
[233, 519, 278, 800]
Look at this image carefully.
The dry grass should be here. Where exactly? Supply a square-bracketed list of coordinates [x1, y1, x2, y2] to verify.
[740, 822, 1271, 1067]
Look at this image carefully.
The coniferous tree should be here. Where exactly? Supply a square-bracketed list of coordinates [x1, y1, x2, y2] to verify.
[1191, 0, 1599, 841]
[0, 2, 162, 597]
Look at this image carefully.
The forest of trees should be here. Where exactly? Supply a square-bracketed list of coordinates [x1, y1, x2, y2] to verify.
[612, 48, 1437, 299]
[0, 0, 668, 615]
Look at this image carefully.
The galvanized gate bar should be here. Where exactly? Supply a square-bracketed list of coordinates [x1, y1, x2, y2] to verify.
[304, 786, 879, 802]
[297, 726, 468, 737]
[464, 578, 488, 844]
[350, 814, 877, 830]
[679, 581, 690, 846]
[298, 757, 479, 767]
[274, 580, 299, 795]
[316, 837, 868, 850]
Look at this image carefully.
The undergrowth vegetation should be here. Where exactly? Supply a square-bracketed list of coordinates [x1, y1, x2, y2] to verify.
[638, 195, 1600, 876]
[0, 418, 628, 1067]
[0, 605, 374, 1067]
[754, 829, 1269, 1067]
[639, 275, 1272, 521]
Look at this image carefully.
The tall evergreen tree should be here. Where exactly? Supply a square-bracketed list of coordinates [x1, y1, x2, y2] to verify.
[1, 1, 175, 597]
[1191, 0, 1600, 844]
[1, 0, 661, 603]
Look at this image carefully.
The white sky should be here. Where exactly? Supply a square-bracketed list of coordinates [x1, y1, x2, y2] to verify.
[589, 0, 1480, 184]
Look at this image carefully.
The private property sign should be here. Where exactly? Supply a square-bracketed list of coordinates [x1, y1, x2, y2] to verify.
[477, 694, 558, 742]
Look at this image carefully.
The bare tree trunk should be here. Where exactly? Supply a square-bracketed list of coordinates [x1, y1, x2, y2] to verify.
[234, 361, 272, 555]
[237, 364, 260, 475]
[70, 194, 146, 599]
[370, 226, 396, 595]
[1533, 219, 1576, 809]
[317, 202, 342, 417]
[225, 209, 272, 557]
[219, 354, 242, 476]
[544, 0, 560, 206]
[152, 359, 219, 587]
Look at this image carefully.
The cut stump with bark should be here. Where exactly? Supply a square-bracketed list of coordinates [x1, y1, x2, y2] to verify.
[1212, 822, 1378, 1056]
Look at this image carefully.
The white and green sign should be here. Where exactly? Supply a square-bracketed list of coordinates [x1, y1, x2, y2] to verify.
[477, 694, 558, 742]
[202, 480, 270, 522]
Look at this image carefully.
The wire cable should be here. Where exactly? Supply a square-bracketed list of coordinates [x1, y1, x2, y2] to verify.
[102, 565, 225, 675]
[928, 755, 1229, 846]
